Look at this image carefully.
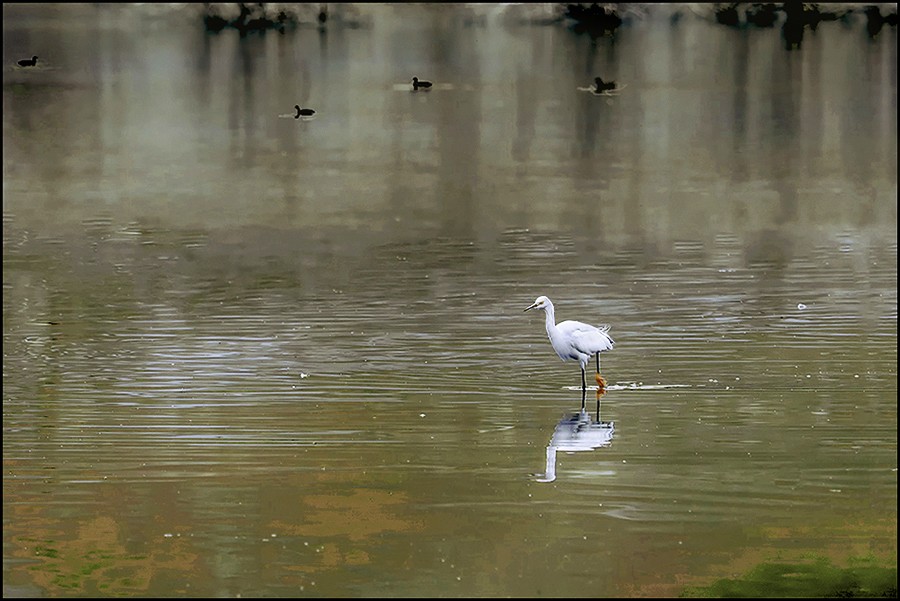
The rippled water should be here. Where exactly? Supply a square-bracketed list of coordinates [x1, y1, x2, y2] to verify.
[3, 4, 897, 597]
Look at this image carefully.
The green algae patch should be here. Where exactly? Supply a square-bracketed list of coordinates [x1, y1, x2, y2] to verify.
[682, 557, 897, 598]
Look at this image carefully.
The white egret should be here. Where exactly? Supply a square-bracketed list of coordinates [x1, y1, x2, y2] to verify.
[524, 295, 614, 401]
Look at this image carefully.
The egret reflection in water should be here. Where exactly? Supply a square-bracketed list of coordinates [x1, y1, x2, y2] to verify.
[535, 406, 615, 483]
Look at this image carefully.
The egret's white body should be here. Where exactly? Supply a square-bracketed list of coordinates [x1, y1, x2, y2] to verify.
[524, 295, 614, 394]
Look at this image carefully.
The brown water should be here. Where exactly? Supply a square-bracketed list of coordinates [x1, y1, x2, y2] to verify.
[3, 4, 897, 597]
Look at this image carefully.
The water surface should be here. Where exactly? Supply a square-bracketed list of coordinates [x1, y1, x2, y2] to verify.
[3, 4, 897, 597]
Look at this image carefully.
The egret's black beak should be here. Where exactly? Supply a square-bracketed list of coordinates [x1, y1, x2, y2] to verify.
[524, 303, 538, 312]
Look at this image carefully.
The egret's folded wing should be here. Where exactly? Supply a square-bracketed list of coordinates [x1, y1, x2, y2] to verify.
[569, 325, 615, 352]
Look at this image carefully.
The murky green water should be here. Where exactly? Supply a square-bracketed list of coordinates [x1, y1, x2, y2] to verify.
[3, 4, 896, 597]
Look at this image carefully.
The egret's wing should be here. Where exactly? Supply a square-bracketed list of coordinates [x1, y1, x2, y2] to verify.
[556, 320, 595, 336]
[560, 320, 615, 353]
[573, 329, 614, 353]
[557, 320, 613, 337]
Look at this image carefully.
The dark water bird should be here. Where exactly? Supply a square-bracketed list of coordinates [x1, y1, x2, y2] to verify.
[17, 56, 38, 67]
[294, 105, 316, 118]
[593, 76, 617, 93]
[412, 77, 432, 90]
[525, 295, 615, 406]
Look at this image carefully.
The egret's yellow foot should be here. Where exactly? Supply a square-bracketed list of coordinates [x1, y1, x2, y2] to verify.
[595, 373, 607, 390]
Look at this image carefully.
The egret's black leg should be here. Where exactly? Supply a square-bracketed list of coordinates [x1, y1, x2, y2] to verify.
[596, 352, 600, 374]
[581, 368, 586, 410]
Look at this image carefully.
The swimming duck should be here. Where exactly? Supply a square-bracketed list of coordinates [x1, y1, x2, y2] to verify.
[593, 76, 617, 93]
[294, 105, 316, 118]
[412, 77, 432, 90]
[17, 56, 38, 67]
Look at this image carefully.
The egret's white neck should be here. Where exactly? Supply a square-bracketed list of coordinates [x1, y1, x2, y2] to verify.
[543, 302, 557, 336]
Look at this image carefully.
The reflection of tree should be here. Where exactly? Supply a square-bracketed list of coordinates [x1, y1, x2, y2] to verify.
[564, 3, 622, 37]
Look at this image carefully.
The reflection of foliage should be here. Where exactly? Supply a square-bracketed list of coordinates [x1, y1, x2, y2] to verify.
[24, 537, 150, 592]
[15, 517, 196, 595]
[564, 3, 622, 35]
[203, 2, 301, 34]
[681, 556, 897, 598]
[201, 3, 369, 34]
